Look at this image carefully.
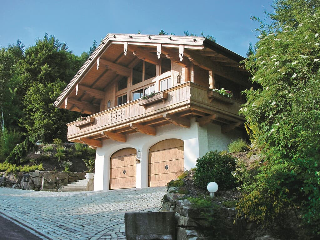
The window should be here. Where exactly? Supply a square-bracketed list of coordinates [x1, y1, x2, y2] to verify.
[144, 85, 155, 96]
[133, 60, 157, 85]
[145, 62, 156, 80]
[132, 89, 144, 101]
[118, 77, 127, 91]
[117, 94, 127, 105]
[132, 60, 143, 85]
[161, 58, 171, 74]
[160, 77, 173, 91]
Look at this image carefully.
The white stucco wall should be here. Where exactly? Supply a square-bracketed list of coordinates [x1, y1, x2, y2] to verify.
[94, 118, 243, 191]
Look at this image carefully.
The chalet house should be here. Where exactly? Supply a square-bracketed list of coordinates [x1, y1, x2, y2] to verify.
[54, 33, 250, 191]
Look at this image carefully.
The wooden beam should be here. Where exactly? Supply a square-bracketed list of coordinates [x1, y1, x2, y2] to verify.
[198, 114, 218, 127]
[163, 114, 190, 128]
[161, 47, 189, 67]
[130, 123, 156, 136]
[99, 59, 131, 77]
[80, 138, 102, 148]
[79, 85, 105, 99]
[184, 50, 249, 86]
[68, 98, 99, 114]
[222, 122, 242, 133]
[103, 131, 126, 142]
[128, 45, 160, 65]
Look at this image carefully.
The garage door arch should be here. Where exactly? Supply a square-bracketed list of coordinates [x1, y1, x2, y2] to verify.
[110, 148, 136, 189]
[148, 138, 184, 187]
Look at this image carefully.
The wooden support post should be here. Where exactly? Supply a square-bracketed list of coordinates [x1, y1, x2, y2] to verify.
[68, 98, 99, 114]
[163, 114, 190, 128]
[99, 59, 131, 77]
[198, 114, 218, 127]
[80, 138, 102, 148]
[103, 131, 126, 142]
[130, 123, 156, 136]
[79, 85, 105, 99]
[209, 71, 215, 89]
[221, 122, 242, 133]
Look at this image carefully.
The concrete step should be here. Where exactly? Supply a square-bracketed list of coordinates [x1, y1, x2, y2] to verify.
[59, 178, 90, 192]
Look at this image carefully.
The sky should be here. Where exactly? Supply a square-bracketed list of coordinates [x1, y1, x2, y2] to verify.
[0, 0, 274, 57]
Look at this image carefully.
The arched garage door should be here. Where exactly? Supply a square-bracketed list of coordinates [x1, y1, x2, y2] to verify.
[110, 148, 136, 190]
[148, 139, 184, 187]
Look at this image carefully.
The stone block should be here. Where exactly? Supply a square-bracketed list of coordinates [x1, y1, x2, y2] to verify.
[177, 228, 199, 240]
[125, 212, 176, 240]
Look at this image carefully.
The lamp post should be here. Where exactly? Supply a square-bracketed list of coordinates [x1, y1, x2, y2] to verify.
[207, 182, 218, 197]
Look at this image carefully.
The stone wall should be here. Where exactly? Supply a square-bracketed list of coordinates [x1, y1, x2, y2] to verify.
[0, 171, 86, 191]
[162, 188, 247, 240]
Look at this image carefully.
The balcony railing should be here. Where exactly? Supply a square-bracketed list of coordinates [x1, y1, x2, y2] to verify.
[67, 82, 243, 140]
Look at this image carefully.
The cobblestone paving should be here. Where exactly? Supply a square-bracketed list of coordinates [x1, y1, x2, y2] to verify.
[0, 187, 167, 240]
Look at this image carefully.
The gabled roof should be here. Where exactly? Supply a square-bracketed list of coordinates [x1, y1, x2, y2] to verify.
[54, 33, 248, 110]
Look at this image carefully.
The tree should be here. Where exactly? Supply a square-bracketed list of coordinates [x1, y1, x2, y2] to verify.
[18, 34, 83, 143]
[238, 0, 320, 236]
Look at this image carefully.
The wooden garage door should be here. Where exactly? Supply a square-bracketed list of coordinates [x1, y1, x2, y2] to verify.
[110, 148, 136, 190]
[148, 139, 184, 187]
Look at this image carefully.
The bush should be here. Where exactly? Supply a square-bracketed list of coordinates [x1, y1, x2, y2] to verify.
[0, 129, 21, 162]
[228, 139, 249, 153]
[194, 151, 237, 191]
[0, 162, 43, 173]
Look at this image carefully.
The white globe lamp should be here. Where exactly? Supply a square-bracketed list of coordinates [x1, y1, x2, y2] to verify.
[207, 182, 218, 197]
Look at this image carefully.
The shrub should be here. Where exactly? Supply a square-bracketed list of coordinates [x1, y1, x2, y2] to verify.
[0, 129, 21, 162]
[194, 151, 237, 191]
[228, 139, 249, 153]
[0, 162, 43, 173]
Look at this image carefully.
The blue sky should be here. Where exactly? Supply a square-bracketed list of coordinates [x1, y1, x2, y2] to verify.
[0, 0, 274, 57]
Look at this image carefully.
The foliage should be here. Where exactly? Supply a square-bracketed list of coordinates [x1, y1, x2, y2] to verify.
[228, 139, 249, 153]
[238, 0, 320, 236]
[212, 88, 233, 98]
[158, 30, 168, 35]
[6, 137, 34, 164]
[184, 31, 216, 42]
[0, 162, 43, 173]
[0, 40, 25, 133]
[19, 34, 82, 143]
[188, 196, 213, 209]
[0, 129, 21, 162]
[194, 151, 237, 191]
[74, 143, 95, 172]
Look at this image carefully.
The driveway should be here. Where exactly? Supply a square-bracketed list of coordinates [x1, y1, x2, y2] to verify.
[0, 187, 167, 240]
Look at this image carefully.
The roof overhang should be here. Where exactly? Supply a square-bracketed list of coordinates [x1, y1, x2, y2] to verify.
[54, 33, 248, 110]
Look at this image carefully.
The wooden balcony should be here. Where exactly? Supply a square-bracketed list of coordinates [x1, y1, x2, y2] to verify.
[67, 82, 244, 147]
